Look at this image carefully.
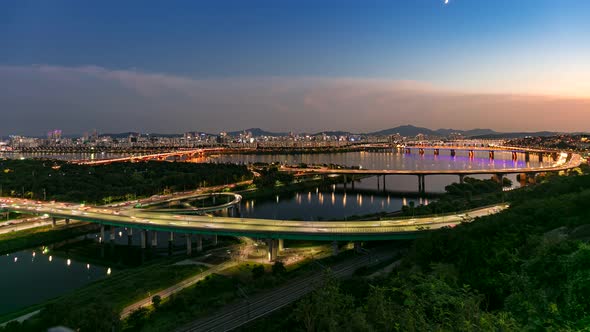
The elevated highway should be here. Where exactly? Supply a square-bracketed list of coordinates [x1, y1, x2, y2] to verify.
[0, 197, 508, 244]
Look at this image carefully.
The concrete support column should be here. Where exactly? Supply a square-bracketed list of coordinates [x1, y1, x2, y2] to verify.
[65, 218, 70, 225]
[459, 174, 465, 184]
[127, 228, 133, 246]
[267, 238, 278, 261]
[382, 175, 386, 192]
[525, 152, 531, 163]
[212, 234, 218, 246]
[278, 238, 284, 252]
[196, 234, 203, 252]
[351, 175, 355, 190]
[151, 230, 158, 247]
[186, 234, 192, 255]
[418, 175, 426, 194]
[52, 217, 57, 227]
[140, 230, 147, 249]
[332, 241, 339, 256]
[496, 174, 504, 185]
[110, 227, 116, 243]
[168, 232, 174, 253]
[538, 153, 544, 162]
[100, 224, 105, 244]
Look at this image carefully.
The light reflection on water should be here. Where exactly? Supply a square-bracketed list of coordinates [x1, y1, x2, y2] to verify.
[0, 249, 110, 315]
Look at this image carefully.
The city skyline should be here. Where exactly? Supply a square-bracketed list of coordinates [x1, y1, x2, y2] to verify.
[2, 1, 589, 135]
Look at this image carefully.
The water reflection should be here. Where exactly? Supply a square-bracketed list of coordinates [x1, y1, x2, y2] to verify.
[240, 189, 418, 220]
[0, 250, 111, 315]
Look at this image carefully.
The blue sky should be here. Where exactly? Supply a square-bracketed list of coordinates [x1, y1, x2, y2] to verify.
[1, 1, 589, 135]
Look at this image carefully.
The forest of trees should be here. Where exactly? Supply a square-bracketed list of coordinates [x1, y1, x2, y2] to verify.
[0, 159, 252, 204]
[256, 171, 590, 331]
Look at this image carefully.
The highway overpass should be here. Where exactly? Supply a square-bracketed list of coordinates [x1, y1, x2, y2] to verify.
[0, 197, 508, 260]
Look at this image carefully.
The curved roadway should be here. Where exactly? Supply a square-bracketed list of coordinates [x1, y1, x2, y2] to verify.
[0, 197, 508, 241]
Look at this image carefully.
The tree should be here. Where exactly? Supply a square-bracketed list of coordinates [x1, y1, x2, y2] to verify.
[272, 261, 287, 276]
[152, 295, 162, 308]
[252, 264, 265, 279]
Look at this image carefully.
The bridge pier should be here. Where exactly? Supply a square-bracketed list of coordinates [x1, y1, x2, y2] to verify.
[196, 234, 203, 252]
[267, 238, 278, 261]
[525, 152, 530, 162]
[212, 234, 218, 246]
[127, 228, 133, 246]
[351, 175, 355, 190]
[100, 224, 105, 244]
[65, 218, 70, 225]
[512, 152, 518, 161]
[538, 153, 544, 162]
[468, 150, 474, 159]
[110, 227, 116, 243]
[495, 173, 504, 185]
[450, 149, 456, 157]
[332, 241, 339, 256]
[141, 230, 147, 249]
[382, 175, 386, 192]
[168, 232, 174, 252]
[52, 217, 57, 227]
[186, 234, 192, 256]
[489, 151, 494, 160]
[151, 230, 158, 247]
[459, 174, 465, 185]
[278, 238, 284, 252]
[418, 175, 426, 194]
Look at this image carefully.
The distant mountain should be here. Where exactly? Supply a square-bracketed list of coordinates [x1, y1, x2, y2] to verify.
[434, 128, 498, 137]
[368, 125, 438, 137]
[470, 131, 560, 139]
[227, 128, 289, 137]
[367, 125, 498, 138]
[311, 131, 355, 137]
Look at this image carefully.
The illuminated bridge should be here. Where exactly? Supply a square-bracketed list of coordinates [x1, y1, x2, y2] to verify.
[281, 149, 582, 194]
[0, 197, 507, 261]
[71, 148, 228, 165]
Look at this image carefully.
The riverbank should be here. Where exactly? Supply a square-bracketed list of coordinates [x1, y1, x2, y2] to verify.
[0, 223, 100, 255]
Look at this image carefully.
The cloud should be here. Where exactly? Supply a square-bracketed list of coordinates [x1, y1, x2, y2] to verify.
[0, 65, 589, 136]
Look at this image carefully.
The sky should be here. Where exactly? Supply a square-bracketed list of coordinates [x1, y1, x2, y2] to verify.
[1, 0, 589, 136]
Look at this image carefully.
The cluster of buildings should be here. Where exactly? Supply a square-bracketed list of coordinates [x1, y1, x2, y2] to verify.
[0, 128, 521, 152]
[508, 135, 590, 152]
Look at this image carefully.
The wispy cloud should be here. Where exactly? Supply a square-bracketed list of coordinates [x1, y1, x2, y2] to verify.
[0, 65, 589, 135]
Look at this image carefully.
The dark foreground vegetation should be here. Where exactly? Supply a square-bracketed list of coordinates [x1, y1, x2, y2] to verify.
[249, 170, 590, 331]
[0, 159, 252, 204]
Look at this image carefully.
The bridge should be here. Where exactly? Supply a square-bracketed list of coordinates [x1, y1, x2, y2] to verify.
[0, 197, 507, 261]
[71, 148, 227, 165]
[280, 150, 581, 194]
